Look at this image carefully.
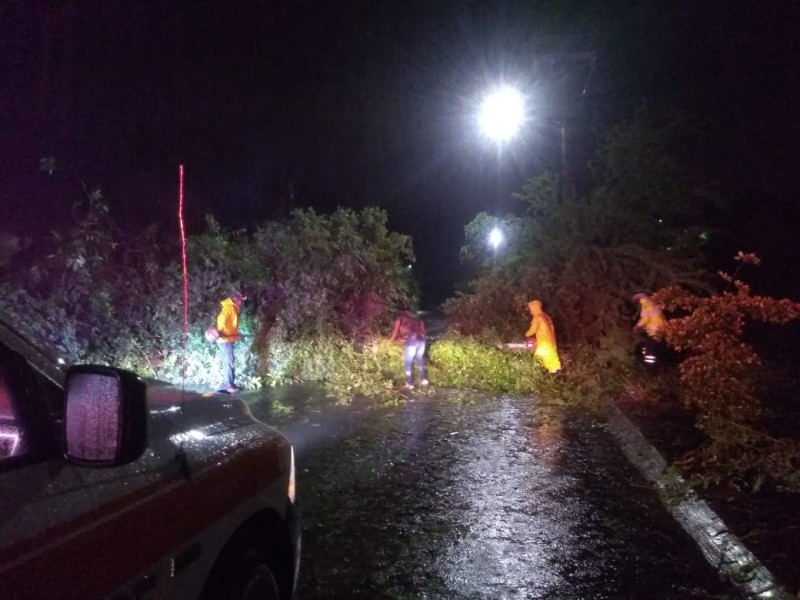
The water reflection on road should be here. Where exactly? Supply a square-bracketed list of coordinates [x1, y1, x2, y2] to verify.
[246, 386, 734, 599]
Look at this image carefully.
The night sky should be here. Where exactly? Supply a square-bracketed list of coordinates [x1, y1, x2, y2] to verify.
[2, 1, 799, 306]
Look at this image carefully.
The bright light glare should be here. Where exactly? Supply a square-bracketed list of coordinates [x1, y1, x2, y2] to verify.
[478, 86, 525, 143]
[170, 428, 207, 444]
[489, 227, 504, 250]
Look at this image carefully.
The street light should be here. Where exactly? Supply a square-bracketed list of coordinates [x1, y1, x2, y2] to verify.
[477, 85, 569, 201]
[488, 226, 503, 268]
[478, 86, 526, 143]
[488, 226, 503, 250]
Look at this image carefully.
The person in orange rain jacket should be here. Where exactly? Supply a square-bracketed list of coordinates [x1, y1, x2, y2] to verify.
[216, 291, 246, 393]
[389, 306, 428, 389]
[632, 292, 666, 339]
[525, 299, 562, 374]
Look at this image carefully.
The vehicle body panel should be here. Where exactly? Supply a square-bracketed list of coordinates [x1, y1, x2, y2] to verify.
[0, 311, 299, 599]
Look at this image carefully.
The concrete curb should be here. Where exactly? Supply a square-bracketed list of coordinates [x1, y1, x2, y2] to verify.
[605, 403, 791, 600]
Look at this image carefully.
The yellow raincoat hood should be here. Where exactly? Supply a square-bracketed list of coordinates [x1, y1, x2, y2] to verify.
[527, 300, 543, 315]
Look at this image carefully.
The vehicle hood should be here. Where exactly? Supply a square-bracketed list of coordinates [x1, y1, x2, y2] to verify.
[143, 379, 258, 439]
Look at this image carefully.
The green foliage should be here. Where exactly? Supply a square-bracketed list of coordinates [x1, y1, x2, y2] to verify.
[1, 175, 414, 393]
[252, 207, 414, 342]
[444, 270, 530, 342]
[560, 331, 639, 402]
[186, 215, 270, 301]
[655, 252, 800, 491]
[446, 109, 716, 346]
[0, 179, 634, 411]
[264, 334, 401, 402]
[0, 193, 251, 384]
[152, 317, 260, 390]
[2, 191, 161, 363]
[426, 335, 630, 413]
[428, 337, 541, 395]
[259, 328, 627, 411]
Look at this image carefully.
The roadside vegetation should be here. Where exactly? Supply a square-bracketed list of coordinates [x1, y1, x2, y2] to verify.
[2, 111, 800, 592]
[442, 110, 800, 494]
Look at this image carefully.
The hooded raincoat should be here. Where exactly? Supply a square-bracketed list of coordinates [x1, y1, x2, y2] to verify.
[525, 300, 561, 374]
[634, 294, 665, 339]
[216, 297, 242, 343]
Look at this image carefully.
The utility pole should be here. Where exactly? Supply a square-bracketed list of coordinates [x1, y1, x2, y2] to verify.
[533, 51, 597, 203]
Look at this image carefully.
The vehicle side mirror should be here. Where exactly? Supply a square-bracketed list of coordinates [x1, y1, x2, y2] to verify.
[64, 365, 147, 467]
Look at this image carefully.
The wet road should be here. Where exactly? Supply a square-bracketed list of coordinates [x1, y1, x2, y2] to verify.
[246, 385, 734, 599]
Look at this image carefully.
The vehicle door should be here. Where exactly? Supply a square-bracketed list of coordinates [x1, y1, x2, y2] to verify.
[0, 337, 188, 599]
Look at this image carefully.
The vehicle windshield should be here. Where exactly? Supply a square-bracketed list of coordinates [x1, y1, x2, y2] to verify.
[0, 308, 65, 388]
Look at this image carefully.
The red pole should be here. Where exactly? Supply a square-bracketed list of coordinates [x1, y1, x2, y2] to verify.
[178, 164, 189, 381]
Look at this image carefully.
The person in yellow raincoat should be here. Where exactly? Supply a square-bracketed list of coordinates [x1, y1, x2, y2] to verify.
[216, 292, 246, 393]
[632, 293, 665, 338]
[525, 300, 561, 374]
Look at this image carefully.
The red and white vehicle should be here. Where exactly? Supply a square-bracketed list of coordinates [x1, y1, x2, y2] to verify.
[0, 310, 300, 600]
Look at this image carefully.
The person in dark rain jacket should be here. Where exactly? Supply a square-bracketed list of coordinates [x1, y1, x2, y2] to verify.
[389, 307, 429, 389]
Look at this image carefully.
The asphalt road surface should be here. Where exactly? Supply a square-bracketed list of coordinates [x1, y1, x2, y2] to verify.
[246, 385, 736, 599]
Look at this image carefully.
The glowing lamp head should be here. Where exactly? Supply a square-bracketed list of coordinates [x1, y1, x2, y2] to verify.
[489, 227, 504, 250]
[478, 86, 525, 143]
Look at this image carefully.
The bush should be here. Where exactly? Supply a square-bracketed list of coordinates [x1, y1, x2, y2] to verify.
[428, 337, 541, 395]
[446, 110, 717, 347]
[0, 183, 415, 394]
[264, 334, 402, 402]
[251, 207, 414, 342]
[655, 252, 800, 491]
